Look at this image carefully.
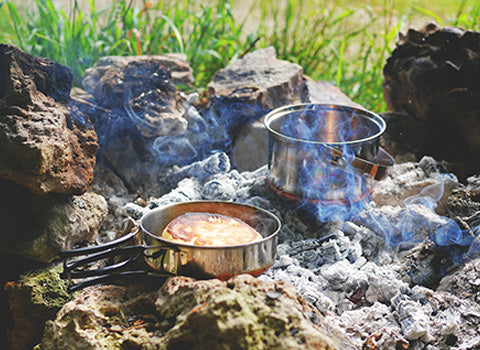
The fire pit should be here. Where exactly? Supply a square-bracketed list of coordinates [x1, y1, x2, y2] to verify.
[5, 44, 480, 350]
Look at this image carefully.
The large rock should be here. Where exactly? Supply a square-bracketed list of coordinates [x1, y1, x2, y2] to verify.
[76, 56, 209, 192]
[36, 275, 341, 349]
[0, 179, 108, 262]
[383, 23, 480, 177]
[207, 47, 304, 137]
[208, 47, 304, 109]
[82, 56, 188, 138]
[0, 44, 98, 195]
[302, 78, 363, 108]
[4, 264, 71, 350]
[82, 54, 194, 93]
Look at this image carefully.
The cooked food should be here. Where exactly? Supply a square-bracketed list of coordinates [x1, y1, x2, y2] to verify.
[161, 212, 263, 246]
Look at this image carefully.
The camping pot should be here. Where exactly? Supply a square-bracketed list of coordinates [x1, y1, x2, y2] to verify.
[61, 201, 281, 291]
[264, 104, 394, 203]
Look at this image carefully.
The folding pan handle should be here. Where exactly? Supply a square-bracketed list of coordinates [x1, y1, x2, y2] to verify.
[60, 225, 139, 258]
[66, 271, 169, 293]
[60, 220, 181, 292]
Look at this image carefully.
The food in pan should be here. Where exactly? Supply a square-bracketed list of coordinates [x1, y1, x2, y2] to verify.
[161, 212, 263, 246]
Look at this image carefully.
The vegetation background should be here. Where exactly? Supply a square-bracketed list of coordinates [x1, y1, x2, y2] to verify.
[0, 0, 479, 111]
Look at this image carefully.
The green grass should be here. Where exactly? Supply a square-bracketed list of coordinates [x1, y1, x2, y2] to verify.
[1, 0, 479, 111]
[257, 0, 480, 110]
[0, 0, 251, 87]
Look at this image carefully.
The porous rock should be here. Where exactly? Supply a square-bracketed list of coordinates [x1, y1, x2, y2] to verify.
[0, 179, 108, 262]
[383, 23, 480, 176]
[4, 264, 71, 350]
[36, 275, 340, 350]
[0, 43, 98, 195]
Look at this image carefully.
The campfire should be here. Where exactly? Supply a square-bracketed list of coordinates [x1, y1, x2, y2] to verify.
[2, 22, 480, 350]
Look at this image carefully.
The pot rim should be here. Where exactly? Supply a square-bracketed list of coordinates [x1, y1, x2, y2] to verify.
[140, 200, 281, 250]
[264, 103, 386, 146]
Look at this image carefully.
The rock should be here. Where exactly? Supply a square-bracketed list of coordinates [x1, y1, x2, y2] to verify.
[303, 79, 363, 109]
[383, 23, 480, 177]
[231, 79, 361, 171]
[231, 119, 270, 172]
[208, 47, 304, 109]
[36, 275, 341, 350]
[82, 55, 188, 137]
[76, 56, 210, 192]
[0, 179, 108, 262]
[0, 43, 72, 104]
[207, 47, 304, 137]
[0, 44, 98, 195]
[4, 264, 71, 350]
[82, 54, 194, 92]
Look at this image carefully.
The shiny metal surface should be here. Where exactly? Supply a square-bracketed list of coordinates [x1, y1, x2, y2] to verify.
[264, 104, 389, 202]
[140, 201, 281, 280]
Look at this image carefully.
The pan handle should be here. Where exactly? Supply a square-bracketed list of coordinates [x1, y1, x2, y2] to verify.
[61, 245, 178, 293]
[60, 223, 182, 292]
[60, 225, 139, 258]
[66, 271, 169, 293]
[61, 245, 145, 277]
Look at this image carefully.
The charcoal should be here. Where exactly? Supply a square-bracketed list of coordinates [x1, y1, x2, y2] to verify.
[383, 23, 480, 178]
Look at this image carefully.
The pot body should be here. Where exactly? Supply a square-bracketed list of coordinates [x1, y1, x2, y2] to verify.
[140, 201, 280, 280]
[264, 104, 387, 202]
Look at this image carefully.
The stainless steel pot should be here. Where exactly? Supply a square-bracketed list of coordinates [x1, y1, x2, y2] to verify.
[264, 104, 394, 203]
[61, 201, 281, 291]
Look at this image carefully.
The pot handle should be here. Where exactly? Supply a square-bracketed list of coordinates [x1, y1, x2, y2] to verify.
[351, 147, 395, 180]
[329, 146, 394, 180]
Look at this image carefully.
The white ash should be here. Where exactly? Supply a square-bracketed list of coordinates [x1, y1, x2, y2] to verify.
[165, 151, 231, 185]
[352, 202, 453, 251]
[371, 156, 458, 215]
[125, 178, 202, 220]
[466, 175, 480, 192]
[122, 153, 480, 349]
[438, 258, 480, 303]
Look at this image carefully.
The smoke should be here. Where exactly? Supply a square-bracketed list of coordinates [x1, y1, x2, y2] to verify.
[354, 176, 480, 271]
[268, 104, 381, 222]
[269, 103, 480, 272]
